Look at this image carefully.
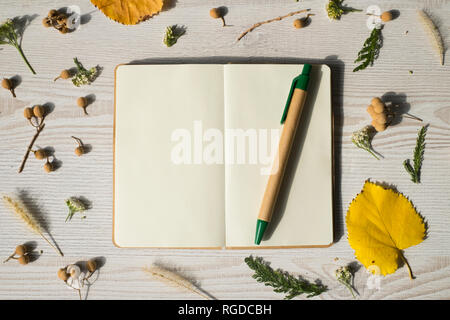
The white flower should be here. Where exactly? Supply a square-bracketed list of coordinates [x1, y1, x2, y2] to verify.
[65, 264, 85, 290]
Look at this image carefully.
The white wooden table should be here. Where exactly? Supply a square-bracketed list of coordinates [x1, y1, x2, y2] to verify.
[1, 0, 449, 300]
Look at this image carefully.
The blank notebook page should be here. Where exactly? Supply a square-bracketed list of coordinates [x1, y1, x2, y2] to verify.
[114, 65, 225, 248]
[224, 64, 333, 247]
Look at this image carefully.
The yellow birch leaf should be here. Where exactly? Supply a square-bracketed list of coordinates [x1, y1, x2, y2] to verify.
[90, 0, 164, 25]
[346, 181, 426, 278]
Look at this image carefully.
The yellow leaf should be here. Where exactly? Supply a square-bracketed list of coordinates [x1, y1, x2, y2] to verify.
[346, 181, 426, 278]
[90, 0, 164, 25]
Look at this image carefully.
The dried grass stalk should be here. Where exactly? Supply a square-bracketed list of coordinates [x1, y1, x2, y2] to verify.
[143, 265, 210, 299]
[2, 195, 63, 256]
[417, 10, 445, 65]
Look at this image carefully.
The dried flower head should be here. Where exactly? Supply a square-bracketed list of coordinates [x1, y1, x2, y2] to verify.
[335, 266, 356, 298]
[65, 197, 87, 222]
[351, 125, 379, 160]
[71, 57, 100, 87]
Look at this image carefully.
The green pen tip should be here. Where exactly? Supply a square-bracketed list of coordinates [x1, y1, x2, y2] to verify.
[255, 219, 268, 245]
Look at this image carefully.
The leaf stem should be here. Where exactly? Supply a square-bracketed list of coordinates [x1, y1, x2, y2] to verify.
[18, 123, 45, 173]
[39, 231, 64, 257]
[400, 254, 414, 280]
[15, 44, 36, 74]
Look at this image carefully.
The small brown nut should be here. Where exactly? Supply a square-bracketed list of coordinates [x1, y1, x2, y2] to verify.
[2, 78, 12, 90]
[381, 11, 393, 22]
[33, 105, 45, 118]
[24, 107, 34, 120]
[18, 255, 29, 265]
[373, 112, 387, 125]
[44, 161, 53, 173]
[87, 259, 97, 273]
[77, 97, 87, 108]
[371, 119, 386, 132]
[15, 244, 27, 256]
[209, 8, 221, 19]
[48, 9, 58, 18]
[34, 149, 47, 160]
[75, 146, 85, 157]
[293, 19, 305, 29]
[57, 268, 69, 281]
[371, 97, 385, 113]
[42, 17, 52, 28]
[59, 27, 69, 34]
[366, 105, 377, 118]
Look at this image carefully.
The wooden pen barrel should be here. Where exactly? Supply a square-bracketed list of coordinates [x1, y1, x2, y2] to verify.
[257, 88, 308, 222]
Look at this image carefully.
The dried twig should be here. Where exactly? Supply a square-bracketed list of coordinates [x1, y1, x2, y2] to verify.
[18, 123, 45, 173]
[237, 9, 310, 41]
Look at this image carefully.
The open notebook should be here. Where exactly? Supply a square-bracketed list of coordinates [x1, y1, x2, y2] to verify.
[114, 64, 333, 249]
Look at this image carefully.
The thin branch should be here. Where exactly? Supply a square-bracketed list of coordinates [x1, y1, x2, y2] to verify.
[18, 123, 45, 173]
[237, 9, 310, 41]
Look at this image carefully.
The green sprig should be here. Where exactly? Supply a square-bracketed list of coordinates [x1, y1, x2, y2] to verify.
[326, 0, 362, 20]
[353, 26, 383, 72]
[163, 25, 186, 47]
[72, 57, 100, 87]
[403, 125, 428, 183]
[245, 256, 327, 299]
[0, 19, 36, 74]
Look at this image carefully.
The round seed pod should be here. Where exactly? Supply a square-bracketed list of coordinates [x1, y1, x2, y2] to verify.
[87, 259, 97, 273]
[75, 146, 85, 157]
[18, 255, 29, 265]
[371, 97, 385, 113]
[44, 161, 53, 173]
[15, 244, 27, 256]
[34, 149, 47, 160]
[24, 107, 34, 120]
[371, 119, 386, 132]
[293, 19, 305, 29]
[59, 27, 69, 34]
[58, 268, 69, 281]
[33, 105, 45, 118]
[381, 11, 393, 22]
[1, 78, 12, 90]
[209, 8, 221, 19]
[42, 17, 52, 28]
[54, 69, 71, 81]
[366, 105, 377, 118]
[48, 9, 58, 18]
[373, 112, 387, 125]
[56, 14, 67, 25]
[77, 97, 87, 108]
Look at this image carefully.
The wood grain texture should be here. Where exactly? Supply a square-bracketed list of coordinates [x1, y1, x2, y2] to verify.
[0, 0, 449, 299]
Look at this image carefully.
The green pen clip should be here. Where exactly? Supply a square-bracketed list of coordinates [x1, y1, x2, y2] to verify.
[280, 64, 312, 124]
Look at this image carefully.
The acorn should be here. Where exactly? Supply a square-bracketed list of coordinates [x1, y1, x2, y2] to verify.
[293, 18, 306, 29]
[77, 97, 88, 115]
[87, 259, 97, 273]
[54, 69, 71, 81]
[380, 11, 393, 22]
[44, 160, 53, 173]
[24, 107, 34, 120]
[15, 244, 27, 256]
[58, 268, 69, 281]
[18, 255, 29, 265]
[371, 97, 385, 113]
[2, 78, 16, 98]
[33, 105, 46, 118]
[33, 149, 47, 160]
[210, 8, 226, 27]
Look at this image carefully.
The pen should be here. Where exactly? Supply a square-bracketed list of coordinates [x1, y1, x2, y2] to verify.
[254, 64, 312, 245]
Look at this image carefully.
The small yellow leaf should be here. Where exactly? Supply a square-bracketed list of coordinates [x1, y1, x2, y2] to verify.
[346, 181, 426, 278]
[90, 0, 164, 25]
